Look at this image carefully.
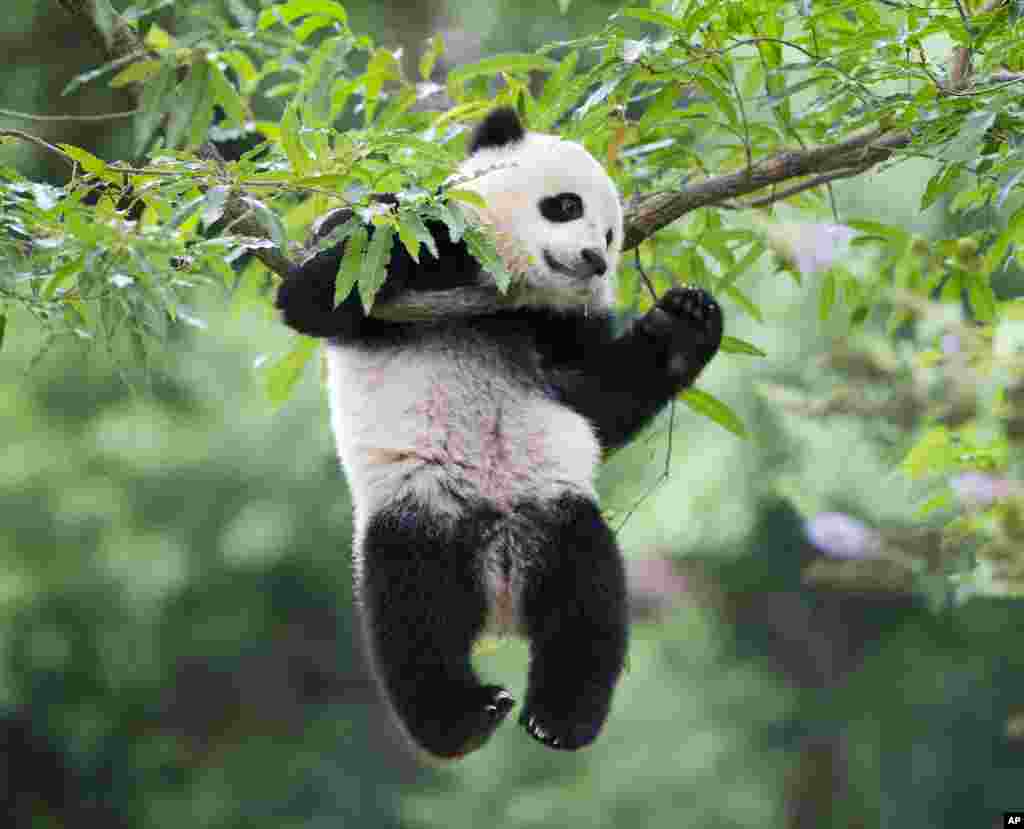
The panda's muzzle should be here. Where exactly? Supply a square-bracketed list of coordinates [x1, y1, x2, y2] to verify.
[544, 247, 608, 280]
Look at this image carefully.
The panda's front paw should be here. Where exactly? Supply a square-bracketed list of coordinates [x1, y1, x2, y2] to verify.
[639, 285, 723, 385]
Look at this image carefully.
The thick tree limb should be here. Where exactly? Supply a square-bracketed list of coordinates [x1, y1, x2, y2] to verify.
[56, 0, 913, 322]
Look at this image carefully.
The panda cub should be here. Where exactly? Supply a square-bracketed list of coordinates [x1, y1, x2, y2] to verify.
[276, 107, 723, 759]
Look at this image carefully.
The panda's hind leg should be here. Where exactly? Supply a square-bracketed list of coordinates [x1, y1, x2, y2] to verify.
[518, 495, 628, 750]
[359, 496, 514, 760]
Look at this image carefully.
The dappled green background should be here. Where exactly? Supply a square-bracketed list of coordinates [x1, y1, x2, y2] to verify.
[2, 1, 1023, 827]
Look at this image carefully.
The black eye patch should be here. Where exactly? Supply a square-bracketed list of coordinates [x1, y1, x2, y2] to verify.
[605, 228, 614, 247]
[539, 193, 584, 223]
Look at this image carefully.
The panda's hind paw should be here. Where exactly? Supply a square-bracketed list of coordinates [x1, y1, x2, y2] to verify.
[518, 707, 603, 751]
[411, 684, 514, 759]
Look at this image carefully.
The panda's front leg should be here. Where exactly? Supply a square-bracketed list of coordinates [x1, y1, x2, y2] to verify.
[518, 495, 628, 750]
[555, 285, 724, 452]
[359, 498, 515, 760]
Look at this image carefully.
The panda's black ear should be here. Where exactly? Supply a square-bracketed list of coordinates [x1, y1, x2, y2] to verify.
[468, 107, 526, 154]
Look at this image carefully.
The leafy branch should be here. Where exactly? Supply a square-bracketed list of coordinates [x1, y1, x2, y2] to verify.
[37, 0, 1021, 323]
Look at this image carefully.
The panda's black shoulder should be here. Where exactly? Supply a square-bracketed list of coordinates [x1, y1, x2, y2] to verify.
[468, 107, 526, 154]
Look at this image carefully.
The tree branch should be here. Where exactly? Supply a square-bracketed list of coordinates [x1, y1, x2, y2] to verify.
[55, 0, 913, 323]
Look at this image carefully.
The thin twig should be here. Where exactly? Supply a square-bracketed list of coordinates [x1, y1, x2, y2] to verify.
[0, 129, 76, 167]
[633, 248, 659, 303]
[953, 0, 974, 34]
[0, 106, 140, 122]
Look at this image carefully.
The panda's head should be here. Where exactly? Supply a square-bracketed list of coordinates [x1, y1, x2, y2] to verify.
[454, 108, 622, 312]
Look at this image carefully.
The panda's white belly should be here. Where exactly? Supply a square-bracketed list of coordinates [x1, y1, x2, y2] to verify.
[324, 341, 600, 536]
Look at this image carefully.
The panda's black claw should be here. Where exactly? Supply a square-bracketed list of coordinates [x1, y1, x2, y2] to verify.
[486, 688, 516, 719]
[518, 708, 602, 751]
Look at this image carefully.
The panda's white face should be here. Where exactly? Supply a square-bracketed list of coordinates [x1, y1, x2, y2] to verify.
[456, 131, 622, 312]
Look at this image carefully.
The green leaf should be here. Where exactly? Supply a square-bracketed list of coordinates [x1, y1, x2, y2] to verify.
[433, 202, 467, 242]
[396, 211, 438, 264]
[145, 23, 174, 51]
[464, 226, 514, 293]
[620, 8, 687, 31]
[92, 0, 117, 43]
[915, 489, 953, 518]
[989, 203, 1024, 269]
[419, 34, 445, 81]
[921, 162, 963, 210]
[57, 144, 107, 176]
[945, 111, 996, 163]
[134, 60, 176, 154]
[538, 49, 578, 112]
[359, 225, 395, 312]
[257, 0, 348, 30]
[446, 189, 487, 209]
[280, 100, 311, 176]
[110, 59, 162, 88]
[169, 194, 206, 230]
[719, 335, 766, 357]
[447, 53, 558, 90]
[165, 61, 209, 149]
[697, 74, 738, 127]
[220, 50, 258, 93]
[43, 254, 85, 300]
[0, 313, 6, 351]
[201, 186, 230, 227]
[335, 225, 367, 306]
[209, 62, 248, 129]
[818, 270, 836, 321]
[679, 388, 748, 438]
[965, 271, 997, 322]
[901, 426, 953, 479]
[362, 48, 401, 124]
[242, 196, 288, 251]
[720, 283, 763, 323]
[846, 220, 909, 245]
[265, 337, 319, 405]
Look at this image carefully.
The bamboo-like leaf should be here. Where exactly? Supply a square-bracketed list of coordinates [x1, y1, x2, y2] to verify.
[201, 186, 230, 228]
[134, 60, 176, 154]
[42, 254, 85, 300]
[396, 211, 438, 264]
[447, 53, 558, 90]
[335, 225, 367, 307]
[257, 0, 348, 30]
[209, 62, 248, 128]
[264, 337, 319, 405]
[719, 336, 767, 357]
[165, 62, 209, 149]
[679, 388, 748, 438]
[419, 34, 445, 81]
[57, 144, 108, 176]
[818, 269, 836, 321]
[280, 100, 311, 175]
[359, 225, 395, 312]
[241, 196, 287, 251]
[169, 194, 206, 230]
[445, 189, 487, 209]
[110, 59, 161, 87]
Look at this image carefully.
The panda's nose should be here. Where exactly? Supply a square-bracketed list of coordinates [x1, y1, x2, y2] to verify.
[580, 247, 607, 277]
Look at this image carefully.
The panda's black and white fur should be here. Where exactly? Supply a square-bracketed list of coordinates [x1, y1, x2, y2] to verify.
[275, 108, 723, 759]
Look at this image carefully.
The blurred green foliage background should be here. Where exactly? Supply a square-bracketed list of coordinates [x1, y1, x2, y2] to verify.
[1, 1, 1022, 827]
